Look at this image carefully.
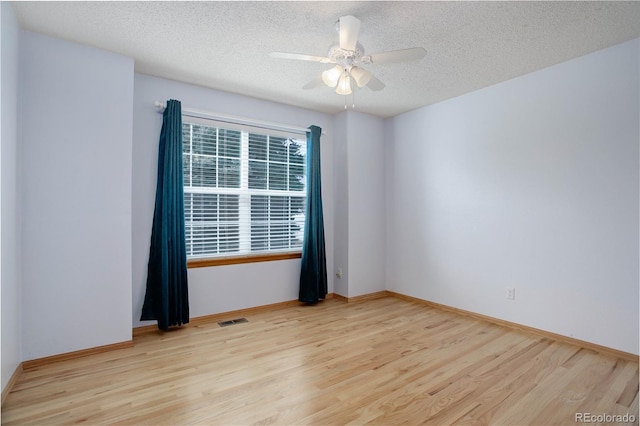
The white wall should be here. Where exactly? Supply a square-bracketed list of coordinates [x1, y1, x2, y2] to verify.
[1, 2, 23, 390]
[332, 112, 349, 296]
[132, 74, 334, 328]
[20, 32, 134, 360]
[333, 111, 386, 297]
[386, 39, 640, 355]
[348, 112, 386, 297]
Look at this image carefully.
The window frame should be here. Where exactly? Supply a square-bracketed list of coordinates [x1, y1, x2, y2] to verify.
[182, 116, 307, 268]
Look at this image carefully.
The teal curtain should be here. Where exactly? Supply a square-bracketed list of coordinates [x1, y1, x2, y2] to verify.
[299, 125, 327, 303]
[141, 99, 190, 330]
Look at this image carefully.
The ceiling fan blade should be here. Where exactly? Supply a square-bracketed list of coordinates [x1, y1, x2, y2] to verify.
[302, 76, 324, 90]
[366, 75, 385, 91]
[269, 52, 334, 64]
[339, 15, 361, 51]
[368, 47, 426, 64]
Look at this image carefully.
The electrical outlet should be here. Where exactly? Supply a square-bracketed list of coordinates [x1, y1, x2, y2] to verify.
[336, 268, 343, 279]
[506, 287, 516, 300]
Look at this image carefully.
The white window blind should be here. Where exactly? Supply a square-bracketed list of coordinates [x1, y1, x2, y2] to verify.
[182, 118, 306, 260]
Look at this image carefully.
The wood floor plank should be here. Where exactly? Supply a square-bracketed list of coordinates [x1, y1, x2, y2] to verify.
[454, 341, 580, 424]
[2, 297, 638, 425]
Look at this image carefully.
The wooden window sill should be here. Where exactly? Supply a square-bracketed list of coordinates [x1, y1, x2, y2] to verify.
[188, 252, 301, 268]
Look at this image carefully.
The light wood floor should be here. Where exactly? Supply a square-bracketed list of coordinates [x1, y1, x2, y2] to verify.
[3, 297, 638, 425]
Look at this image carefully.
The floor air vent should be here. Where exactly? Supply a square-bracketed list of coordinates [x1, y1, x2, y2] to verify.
[218, 318, 248, 327]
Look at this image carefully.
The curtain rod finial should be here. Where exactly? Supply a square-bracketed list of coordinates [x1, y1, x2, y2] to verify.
[154, 101, 166, 112]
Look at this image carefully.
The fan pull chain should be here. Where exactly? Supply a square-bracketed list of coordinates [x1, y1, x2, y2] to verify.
[344, 89, 356, 109]
[352, 86, 356, 109]
[344, 68, 349, 109]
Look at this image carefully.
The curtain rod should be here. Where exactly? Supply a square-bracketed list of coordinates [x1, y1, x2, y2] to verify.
[154, 101, 324, 136]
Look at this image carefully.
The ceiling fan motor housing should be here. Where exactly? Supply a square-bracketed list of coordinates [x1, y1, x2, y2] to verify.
[327, 42, 370, 69]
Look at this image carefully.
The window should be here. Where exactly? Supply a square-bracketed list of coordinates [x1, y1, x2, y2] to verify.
[182, 118, 306, 264]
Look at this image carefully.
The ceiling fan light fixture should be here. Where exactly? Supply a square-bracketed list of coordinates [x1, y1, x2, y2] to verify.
[335, 73, 352, 95]
[350, 66, 372, 88]
[321, 65, 342, 87]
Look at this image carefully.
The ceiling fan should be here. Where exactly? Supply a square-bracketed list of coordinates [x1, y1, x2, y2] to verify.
[269, 15, 427, 96]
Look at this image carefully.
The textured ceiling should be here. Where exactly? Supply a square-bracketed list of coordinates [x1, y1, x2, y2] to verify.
[11, 1, 640, 118]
